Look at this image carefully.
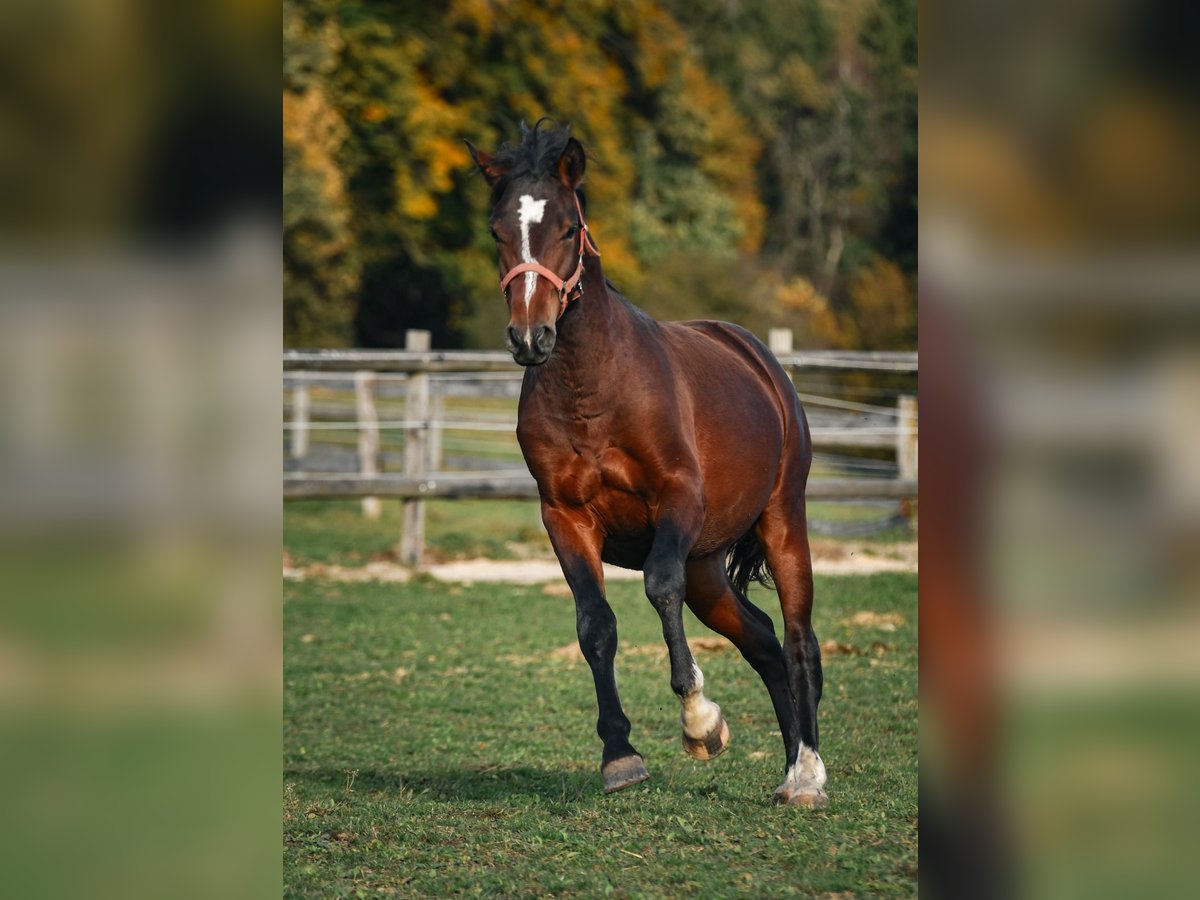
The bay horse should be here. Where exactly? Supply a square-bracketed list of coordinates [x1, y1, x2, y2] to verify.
[467, 123, 827, 807]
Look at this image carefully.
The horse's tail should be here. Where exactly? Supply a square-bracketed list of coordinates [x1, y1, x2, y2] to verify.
[725, 529, 778, 633]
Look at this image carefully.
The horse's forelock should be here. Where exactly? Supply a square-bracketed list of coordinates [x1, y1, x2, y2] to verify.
[488, 120, 576, 203]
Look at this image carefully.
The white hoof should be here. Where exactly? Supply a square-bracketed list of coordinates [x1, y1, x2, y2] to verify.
[774, 743, 828, 808]
[773, 781, 829, 808]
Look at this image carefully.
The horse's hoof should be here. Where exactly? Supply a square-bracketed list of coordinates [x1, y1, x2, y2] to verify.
[772, 782, 829, 809]
[602, 755, 649, 793]
[682, 715, 731, 761]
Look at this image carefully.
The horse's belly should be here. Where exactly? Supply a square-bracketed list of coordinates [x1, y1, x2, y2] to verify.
[595, 487, 654, 568]
[600, 532, 653, 570]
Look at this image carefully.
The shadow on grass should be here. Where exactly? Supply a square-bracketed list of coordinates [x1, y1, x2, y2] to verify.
[286, 763, 598, 804]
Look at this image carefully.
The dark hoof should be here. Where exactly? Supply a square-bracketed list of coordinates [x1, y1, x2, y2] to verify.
[601, 755, 649, 794]
[682, 715, 731, 761]
[772, 782, 829, 808]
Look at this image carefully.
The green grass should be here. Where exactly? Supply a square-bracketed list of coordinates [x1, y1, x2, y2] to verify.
[284, 573, 917, 896]
[284, 499, 913, 567]
[806, 501, 914, 544]
[284, 499, 552, 564]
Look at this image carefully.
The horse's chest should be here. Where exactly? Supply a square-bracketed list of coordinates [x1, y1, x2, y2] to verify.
[543, 447, 651, 512]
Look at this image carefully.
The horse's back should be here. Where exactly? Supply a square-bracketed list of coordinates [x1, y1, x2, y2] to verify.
[672, 320, 794, 394]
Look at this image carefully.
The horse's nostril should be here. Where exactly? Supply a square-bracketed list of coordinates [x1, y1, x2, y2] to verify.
[505, 326, 522, 349]
[533, 325, 555, 352]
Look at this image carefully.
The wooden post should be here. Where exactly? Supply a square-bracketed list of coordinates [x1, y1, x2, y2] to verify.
[768, 328, 794, 356]
[290, 382, 310, 460]
[355, 371, 382, 519]
[430, 394, 445, 473]
[897, 394, 918, 481]
[400, 330, 432, 566]
[769, 328, 794, 385]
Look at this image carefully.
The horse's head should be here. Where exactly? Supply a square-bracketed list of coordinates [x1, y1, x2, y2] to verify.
[467, 125, 595, 366]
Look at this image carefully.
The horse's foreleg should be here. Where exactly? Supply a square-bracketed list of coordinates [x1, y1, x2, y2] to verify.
[643, 482, 730, 758]
[758, 499, 828, 808]
[543, 506, 647, 794]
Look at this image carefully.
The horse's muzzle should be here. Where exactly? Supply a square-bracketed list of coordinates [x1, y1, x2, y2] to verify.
[507, 324, 555, 366]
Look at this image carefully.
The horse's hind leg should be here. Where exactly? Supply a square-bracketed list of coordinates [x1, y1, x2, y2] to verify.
[683, 556, 799, 765]
[758, 495, 828, 808]
[544, 507, 647, 794]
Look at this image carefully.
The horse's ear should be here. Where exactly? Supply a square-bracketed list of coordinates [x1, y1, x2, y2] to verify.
[556, 137, 586, 189]
[466, 141, 507, 188]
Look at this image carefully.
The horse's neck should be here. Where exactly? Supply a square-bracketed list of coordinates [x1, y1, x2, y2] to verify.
[531, 258, 638, 403]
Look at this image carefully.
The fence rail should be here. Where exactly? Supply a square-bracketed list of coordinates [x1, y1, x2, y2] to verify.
[284, 331, 917, 564]
[283, 473, 919, 501]
[283, 348, 918, 373]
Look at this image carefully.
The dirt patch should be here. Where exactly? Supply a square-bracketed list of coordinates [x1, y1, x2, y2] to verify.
[821, 639, 892, 657]
[839, 611, 907, 631]
[284, 541, 916, 585]
[807, 540, 917, 574]
[547, 635, 734, 664]
[286, 560, 411, 584]
[517, 635, 891, 665]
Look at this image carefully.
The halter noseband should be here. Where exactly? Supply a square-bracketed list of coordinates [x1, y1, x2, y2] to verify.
[498, 191, 600, 319]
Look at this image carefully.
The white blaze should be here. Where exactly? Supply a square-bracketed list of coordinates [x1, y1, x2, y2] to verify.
[517, 194, 547, 316]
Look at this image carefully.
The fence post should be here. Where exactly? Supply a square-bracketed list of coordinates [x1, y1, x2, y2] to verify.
[768, 328, 794, 356]
[769, 328, 794, 385]
[290, 382, 309, 460]
[430, 394, 445, 473]
[897, 394, 918, 481]
[355, 371, 382, 519]
[400, 329, 432, 566]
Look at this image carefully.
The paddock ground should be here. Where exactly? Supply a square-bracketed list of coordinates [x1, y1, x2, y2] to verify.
[283, 569, 917, 897]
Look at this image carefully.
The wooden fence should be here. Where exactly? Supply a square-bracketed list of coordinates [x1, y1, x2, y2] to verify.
[284, 330, 917, 565]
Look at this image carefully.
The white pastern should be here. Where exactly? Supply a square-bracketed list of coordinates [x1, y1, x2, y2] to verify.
[784, 742, 827, 789]
[679, 662, 721, 739]
[517, 194, 547, 313]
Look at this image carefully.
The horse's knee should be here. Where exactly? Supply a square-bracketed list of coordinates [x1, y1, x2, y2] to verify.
[783, 627, 824, 702]
[644, 558, 686, 608]
[784, 623, 819, 656]
[576, 604, 617, 663]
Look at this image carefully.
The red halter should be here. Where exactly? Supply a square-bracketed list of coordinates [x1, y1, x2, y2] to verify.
[498, 191, 600, 319]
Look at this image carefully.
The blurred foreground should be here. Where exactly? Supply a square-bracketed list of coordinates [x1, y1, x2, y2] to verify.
[0, 2, 281, 898]
[922, 0, 1200, 895]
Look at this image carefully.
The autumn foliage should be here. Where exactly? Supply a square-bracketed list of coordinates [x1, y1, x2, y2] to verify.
[283, 0, 915, 351]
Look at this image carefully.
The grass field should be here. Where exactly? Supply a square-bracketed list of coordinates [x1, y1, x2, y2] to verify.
[283, 572, 917, 896]
[283, 499, 913, 566]
[284, 499, 551, 564]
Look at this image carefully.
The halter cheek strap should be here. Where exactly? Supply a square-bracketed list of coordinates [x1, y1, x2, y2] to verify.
[498, 192, 600, 319]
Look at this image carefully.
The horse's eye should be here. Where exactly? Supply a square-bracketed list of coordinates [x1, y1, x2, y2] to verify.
[563, 226, 578, 240]
[489, 227, 502, 243]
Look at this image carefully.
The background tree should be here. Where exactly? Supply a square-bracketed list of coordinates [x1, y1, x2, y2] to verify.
[282, 0, 917, 352]
[283, 0, 358, 347]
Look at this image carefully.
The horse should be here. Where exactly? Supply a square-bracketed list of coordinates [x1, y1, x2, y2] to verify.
[466, 122, 827, 807]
